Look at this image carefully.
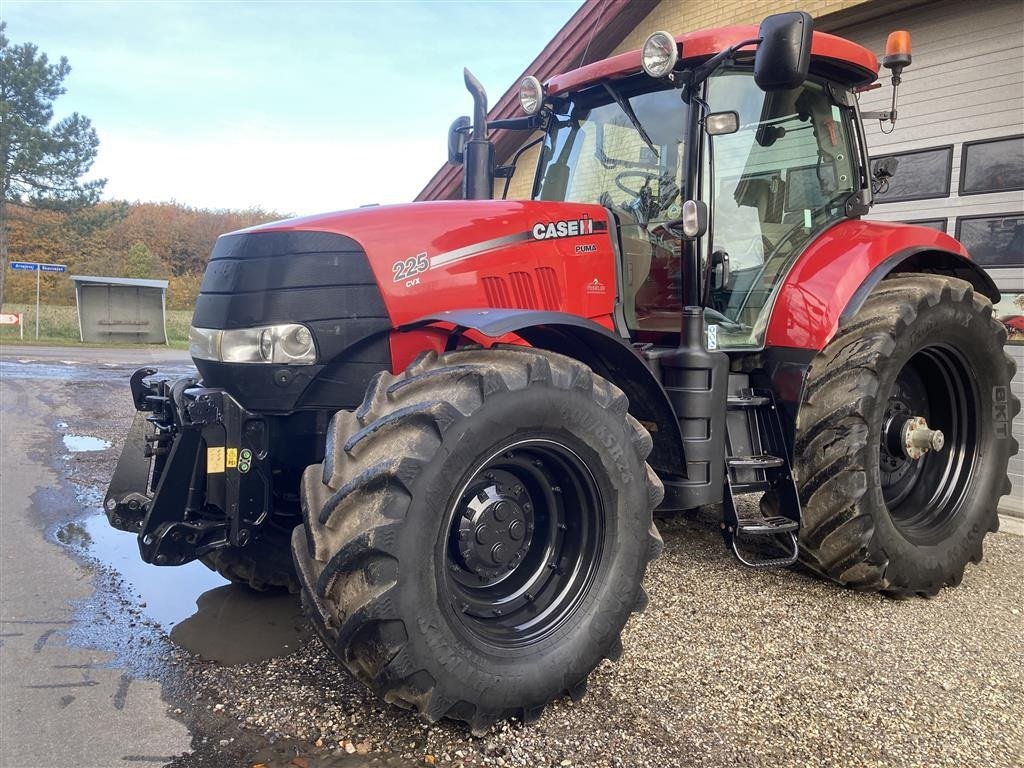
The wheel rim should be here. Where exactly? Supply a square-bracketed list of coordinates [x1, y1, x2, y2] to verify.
[439, 438, 604, 648]
[878, 345, 979, 544]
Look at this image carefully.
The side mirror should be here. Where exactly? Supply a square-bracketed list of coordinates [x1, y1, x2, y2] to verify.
[448, 116, 471, 165]
[754, 11, 813, 91]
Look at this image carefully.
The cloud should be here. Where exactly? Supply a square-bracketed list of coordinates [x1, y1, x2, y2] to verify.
[91, 125, 448, 215]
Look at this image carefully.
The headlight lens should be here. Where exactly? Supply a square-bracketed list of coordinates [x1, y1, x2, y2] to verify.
[642, 31, 678, 78]
[189, 323, 317, 365]
[519, 75, 544, 115]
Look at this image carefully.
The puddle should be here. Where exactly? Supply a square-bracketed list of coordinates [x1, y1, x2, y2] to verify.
[71, 514, 228, 628]
[0, 360, 196, 383]
[170, 584, 311, 664]
[63, 515, 309, 664]
[62, 434, 112, 452]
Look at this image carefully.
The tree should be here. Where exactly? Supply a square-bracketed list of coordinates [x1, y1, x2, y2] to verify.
[123, 241, 155, 279]
[0, 22, 105, 304]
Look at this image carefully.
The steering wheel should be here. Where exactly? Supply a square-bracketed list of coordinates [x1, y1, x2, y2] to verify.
[615, 170, 659, 197]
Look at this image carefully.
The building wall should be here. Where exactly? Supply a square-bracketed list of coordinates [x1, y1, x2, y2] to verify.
[498, 0, 875, 200]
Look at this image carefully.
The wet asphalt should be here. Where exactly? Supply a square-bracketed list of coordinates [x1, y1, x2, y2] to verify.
[0, 344, 1021, 768]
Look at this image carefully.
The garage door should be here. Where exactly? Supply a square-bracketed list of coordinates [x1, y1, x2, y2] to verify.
[840, 0, 1024, 515]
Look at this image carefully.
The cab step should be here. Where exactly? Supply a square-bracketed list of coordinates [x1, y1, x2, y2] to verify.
[722, 383, 802, 569]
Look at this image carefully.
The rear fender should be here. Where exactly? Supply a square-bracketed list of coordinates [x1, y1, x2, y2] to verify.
[837, 247, 1000, 328]
[399, 309, 685, 477]
[766, 220, 999, 351]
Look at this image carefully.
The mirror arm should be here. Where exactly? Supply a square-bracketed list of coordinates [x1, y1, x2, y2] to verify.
[488, 115, 544, 131]
[861, 74, 903, 125]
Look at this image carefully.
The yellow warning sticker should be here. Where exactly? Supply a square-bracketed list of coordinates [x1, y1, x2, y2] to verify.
[207, 446, 225, 474]
[226, 447, 238, 469]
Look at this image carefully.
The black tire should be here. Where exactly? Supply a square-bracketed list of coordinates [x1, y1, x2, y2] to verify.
[200, 519, 300, 593]
[795, 274, 1019, 596]
[293, 345, 664, 733]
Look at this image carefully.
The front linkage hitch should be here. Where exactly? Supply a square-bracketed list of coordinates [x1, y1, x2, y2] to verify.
[103, 368, 272, 566]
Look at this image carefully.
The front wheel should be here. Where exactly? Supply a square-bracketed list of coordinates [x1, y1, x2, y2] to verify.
[200, 518, 299, 592]
[795, 274, 1019, 596]
[293, 346, 664, 733]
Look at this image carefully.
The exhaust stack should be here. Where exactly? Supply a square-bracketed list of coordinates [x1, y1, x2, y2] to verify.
[462, 68, 495, 200]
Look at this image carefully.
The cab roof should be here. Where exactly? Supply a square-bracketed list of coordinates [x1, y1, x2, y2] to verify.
[546, 25, 879, 97]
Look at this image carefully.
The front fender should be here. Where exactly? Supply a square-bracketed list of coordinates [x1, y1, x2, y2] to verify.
[765, 220, 998, 351]
[400, 308, 686, 478]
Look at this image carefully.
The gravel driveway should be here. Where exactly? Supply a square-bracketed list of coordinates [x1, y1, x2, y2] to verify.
[6, 353, 1021, 768]
[186, 506, 1022, 768]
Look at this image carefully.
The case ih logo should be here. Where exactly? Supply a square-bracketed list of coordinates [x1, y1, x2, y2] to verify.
[532, 215, 594, 240]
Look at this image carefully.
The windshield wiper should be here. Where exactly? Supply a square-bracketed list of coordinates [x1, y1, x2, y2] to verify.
[601, 82, 659, 160]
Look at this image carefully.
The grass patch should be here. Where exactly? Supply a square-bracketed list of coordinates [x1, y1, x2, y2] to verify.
[1, 303, 192, 349]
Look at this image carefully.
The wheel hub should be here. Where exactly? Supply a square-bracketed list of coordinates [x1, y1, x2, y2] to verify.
[456, 478, 533, 580]
[900, 416, 945, 460]
[883, 403, 944, 463]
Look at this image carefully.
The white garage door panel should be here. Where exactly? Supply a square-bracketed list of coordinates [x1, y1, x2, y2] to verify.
[838, 0, 1024, 235]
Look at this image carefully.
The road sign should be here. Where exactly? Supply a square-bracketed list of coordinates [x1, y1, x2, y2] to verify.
[7, 261, 68, 339]
[9, 261, 65, 272]
[0, 312, 24, 340]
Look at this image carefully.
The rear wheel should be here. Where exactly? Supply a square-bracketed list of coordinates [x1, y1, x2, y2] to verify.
[293, 346, 663, 733]
[795, 274, 1018, 596]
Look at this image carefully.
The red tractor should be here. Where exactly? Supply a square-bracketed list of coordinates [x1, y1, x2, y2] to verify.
[106, 13, 1018, 733]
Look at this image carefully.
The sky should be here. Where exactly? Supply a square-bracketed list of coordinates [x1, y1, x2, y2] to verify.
[4, 0, 584, 216]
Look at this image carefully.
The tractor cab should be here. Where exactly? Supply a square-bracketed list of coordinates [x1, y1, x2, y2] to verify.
[532, 58, 863, 349]
[519, 14, 883, 351]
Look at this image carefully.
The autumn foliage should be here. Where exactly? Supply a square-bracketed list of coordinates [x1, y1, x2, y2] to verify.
[3, 201, 282, 309]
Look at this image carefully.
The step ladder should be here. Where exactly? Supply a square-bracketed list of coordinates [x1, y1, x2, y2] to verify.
[723, 389, 802, 568]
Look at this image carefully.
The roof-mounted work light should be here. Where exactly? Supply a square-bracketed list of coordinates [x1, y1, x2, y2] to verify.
[519, 76, 544, 115]
[642, 31, 678, 78]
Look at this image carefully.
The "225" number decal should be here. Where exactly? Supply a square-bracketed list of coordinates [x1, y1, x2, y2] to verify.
[392, 252, 430, 282]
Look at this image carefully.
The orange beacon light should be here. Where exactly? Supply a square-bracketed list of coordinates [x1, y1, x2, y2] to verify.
[883, 30, 912, 75]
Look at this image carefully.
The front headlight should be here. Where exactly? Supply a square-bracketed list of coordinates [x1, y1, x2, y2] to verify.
[189, 323, 317, 365]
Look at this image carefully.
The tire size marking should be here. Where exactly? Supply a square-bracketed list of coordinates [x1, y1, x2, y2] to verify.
[392, 253, 429, 283]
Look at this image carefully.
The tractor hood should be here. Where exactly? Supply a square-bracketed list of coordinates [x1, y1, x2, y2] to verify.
[229, 199, 618, 327]
[191, 198, 618, 410]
